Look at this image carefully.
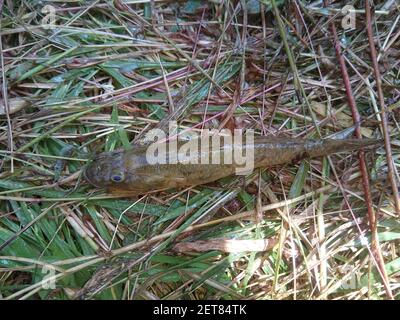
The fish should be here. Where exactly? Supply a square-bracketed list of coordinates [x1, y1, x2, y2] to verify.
[84, 136, 380, 194]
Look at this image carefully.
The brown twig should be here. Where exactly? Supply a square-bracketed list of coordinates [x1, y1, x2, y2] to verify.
[365, 0, 400, 215]
[323, 0, 393, 299]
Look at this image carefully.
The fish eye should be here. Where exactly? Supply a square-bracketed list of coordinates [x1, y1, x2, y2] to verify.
[111, 172, 125, 183]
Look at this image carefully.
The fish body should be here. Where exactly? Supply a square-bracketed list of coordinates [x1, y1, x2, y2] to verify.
[84, 137, 379, 194]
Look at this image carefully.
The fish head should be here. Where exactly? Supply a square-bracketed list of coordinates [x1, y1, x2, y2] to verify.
[84, 151, 129, 189]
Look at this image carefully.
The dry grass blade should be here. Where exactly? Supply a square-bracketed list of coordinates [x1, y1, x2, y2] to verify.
[173, 238, 278, 253]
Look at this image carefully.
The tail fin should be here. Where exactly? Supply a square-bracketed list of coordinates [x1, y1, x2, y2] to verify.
[306, 139, 381, 158]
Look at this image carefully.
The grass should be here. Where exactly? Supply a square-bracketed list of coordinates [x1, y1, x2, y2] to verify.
[0, 0, 399, 300]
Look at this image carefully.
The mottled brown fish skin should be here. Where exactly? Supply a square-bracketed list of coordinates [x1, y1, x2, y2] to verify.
[84, 137, 380, 194]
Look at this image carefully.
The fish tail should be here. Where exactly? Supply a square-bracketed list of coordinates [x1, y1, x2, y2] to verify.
[305, 138, 381, 158]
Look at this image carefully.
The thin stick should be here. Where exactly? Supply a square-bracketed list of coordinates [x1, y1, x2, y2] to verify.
[323, 0, 393, 299]
[365, 0, 400, 215]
